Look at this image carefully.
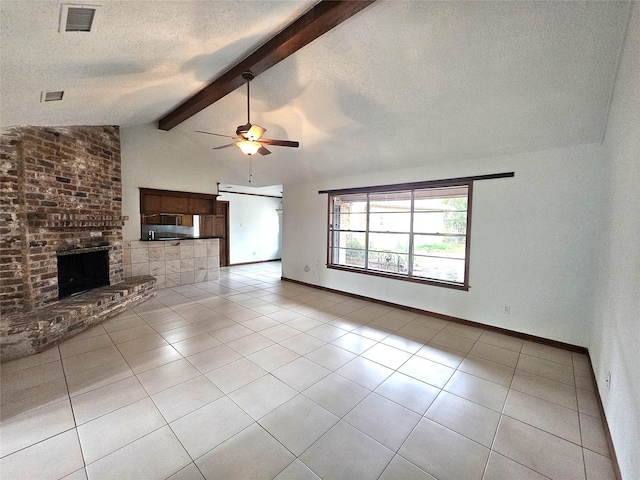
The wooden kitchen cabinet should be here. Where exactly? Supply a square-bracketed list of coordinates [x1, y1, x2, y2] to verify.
[140, 188, 216, 215]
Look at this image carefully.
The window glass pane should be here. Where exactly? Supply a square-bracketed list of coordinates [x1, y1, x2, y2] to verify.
[368, 233, 409, 254]
[413, 255, 465, 283]
[369, 212, 411, 232]
[413, 234, 466, 259]
[333, 247, 366, 268]
[369, 191, 411, 212]
[368, 251, 409, 274]
[413, 211, 467, 235]
[332, 212, 367, 231]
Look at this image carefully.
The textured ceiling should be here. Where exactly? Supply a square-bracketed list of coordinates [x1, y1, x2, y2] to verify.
[0, 1, 632, 186]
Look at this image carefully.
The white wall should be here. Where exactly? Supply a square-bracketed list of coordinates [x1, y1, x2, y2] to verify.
[283, 141, 604, 347]
[120, 123, 233, 241]
[589, 4, 640, 478]
[217, 192, 282, 264]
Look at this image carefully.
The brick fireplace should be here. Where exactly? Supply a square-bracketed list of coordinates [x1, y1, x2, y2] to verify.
[1, 126, 155, 362]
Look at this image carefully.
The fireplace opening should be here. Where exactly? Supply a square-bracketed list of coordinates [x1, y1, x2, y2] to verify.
[57, 249, 109, 299]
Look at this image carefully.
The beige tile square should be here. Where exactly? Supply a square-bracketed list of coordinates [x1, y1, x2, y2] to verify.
[205, 358, 268, 394]
[171, 334, 221, 357]
[212, 323, 253, 342]
[166, 260, 181, 274]
[196, 423, 294, 480]
[361, 343, 412, 369]
[137, 359, 201, 395]
[344, 393, 421, 451]
[0, 377, 68, 418]
[126, 345, 182, 374]
[458, 355, 514, 387]
[511, 370, 578, 410]
[66, 358, 134, 397]
[130, 248, 148, 264]
[123, 264, 132, 277]
[429, 331, 476, 353]
[493, 416, 585, 480]
[336, 356, 394, 390]
[259, 395, 339, 455]
[165, 246, 180, 261]
[583, 449, 616, 480]
[180, 271, 195, 285]
[170, 397, 252, 459]
[166, 273, 181, 287]
[228, 374, 297, 420]
[300, 421, 394, 480]
[441, 322, 483, 340]
[131, 263, 150, 276]
[151, 375, 223, 423]
[399, 418, 490, 480]
[273, 459, 321, 480]
[59, 334, 114, 358]
[415, 343, 466, 368]
[443, 370, 508, 412]
[398, 355, 455, 388]
[148, 245, 165, 262]
[305, 344, 357, 371]
[503, 389, 581, 443]
[149, 261, 166, 276]
[187, 344, 242, 373]
[478, 331, 524, 352]
[396, 323, 439, 342]
[77, 397, 165, 464]
[179, 244, 194, 259]
[167, 463, 205, 480]
[469, 341, 520, 368]
[521, 341, 573, 366]
[108, 324, 156, 345]
[281, 333, 326, 355]
[116, 333, 168, 358]
[85, 426, 190, 480]
[484, 451, 547, 480]
[247, 344, 299, 372]
[180, 258, 194, 272]
[375, 371, 440, 414]
[425, 391, 501, 447]
[0, 399, 75, 457]
[193, 245, 207, 258]
[0, 429, 84, 480]
[517, 353, 575, 385]
[272, 357, 331, 391]
[303, 373, 370, 417]
[380, 333, 424, 354]
[580, 412, 610, 457]
[226, 333, 275, 356]
[160, 325, 204, 344]
[62, 345, 123, 376]
[70, 376, 147, 425]
[379, 455, 437, 480]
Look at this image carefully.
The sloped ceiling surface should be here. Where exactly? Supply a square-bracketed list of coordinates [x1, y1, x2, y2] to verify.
[0, 1, 631, 186]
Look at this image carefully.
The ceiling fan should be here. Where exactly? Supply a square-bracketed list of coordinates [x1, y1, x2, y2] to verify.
[196, 72, 299, 156]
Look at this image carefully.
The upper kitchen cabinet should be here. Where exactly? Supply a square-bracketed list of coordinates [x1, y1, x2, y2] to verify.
[140, 188, 217, 215]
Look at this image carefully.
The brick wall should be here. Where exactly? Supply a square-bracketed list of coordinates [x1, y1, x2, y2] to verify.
[0, 126, 124, 316]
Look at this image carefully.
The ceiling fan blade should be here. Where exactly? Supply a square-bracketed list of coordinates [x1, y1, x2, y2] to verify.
[259, 138, 300, 148]
[196, 130, 236, 139]
[258, 146, 271, 156]
[212, 143, 236, 150]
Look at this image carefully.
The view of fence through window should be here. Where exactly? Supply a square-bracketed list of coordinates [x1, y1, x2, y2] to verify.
[328, 183, 470, 288]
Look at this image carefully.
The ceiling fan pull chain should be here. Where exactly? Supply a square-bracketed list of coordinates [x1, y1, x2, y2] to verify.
[249, 157, 253, 183]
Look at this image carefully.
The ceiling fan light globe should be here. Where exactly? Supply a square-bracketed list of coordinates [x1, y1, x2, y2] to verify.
[236, 141, 261, 155]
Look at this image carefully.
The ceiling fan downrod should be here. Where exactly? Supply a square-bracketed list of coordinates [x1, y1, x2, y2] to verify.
[242, 72, 254, 125]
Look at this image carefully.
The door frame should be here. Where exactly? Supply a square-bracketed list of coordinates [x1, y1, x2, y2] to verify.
[216, 200, 230, 267]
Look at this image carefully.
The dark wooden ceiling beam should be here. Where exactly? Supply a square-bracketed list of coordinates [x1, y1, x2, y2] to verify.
[157, 0, 375, 131]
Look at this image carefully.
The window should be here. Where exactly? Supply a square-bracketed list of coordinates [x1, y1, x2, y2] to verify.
[327, 182, 472, 289]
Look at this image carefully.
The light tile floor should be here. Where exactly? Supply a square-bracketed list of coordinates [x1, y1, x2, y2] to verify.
[0, 262, 617, 480]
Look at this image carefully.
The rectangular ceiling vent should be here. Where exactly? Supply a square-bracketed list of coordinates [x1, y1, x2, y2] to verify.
[59, 4, 100, 33]
[41, 91, 64, 102]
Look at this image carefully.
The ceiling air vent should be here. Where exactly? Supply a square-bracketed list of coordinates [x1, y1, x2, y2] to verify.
[41, 91, 64, 102]
[59, 4, 100, 33]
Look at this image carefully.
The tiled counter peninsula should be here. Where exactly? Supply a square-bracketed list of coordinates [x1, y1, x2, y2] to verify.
[123, 238, 220, 288]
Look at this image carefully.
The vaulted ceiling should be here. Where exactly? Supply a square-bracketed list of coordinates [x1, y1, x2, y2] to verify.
[0, 1, 632, 186]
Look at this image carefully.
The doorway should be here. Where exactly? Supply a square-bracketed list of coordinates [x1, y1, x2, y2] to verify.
[199, 200, 230, 267]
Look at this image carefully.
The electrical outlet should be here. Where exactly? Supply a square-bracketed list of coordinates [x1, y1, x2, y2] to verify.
[606, 371, 611, 389]
[503, 305, 511, 314]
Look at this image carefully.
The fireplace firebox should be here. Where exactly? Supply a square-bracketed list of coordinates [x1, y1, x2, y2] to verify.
[57, 248, 110, 299]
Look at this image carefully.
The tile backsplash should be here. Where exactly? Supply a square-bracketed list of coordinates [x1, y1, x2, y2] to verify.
[123, 239, 219, 288]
